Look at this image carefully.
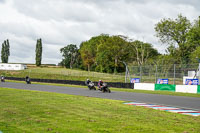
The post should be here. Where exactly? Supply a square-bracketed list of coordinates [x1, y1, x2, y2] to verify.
[125, 70, 127, 83]
[173, 64, 176, 84]
[155, 65, 157, 83]
[29, 69, 31, 77]
[122, 61, 128, 83]
[140, 65, 142, 82]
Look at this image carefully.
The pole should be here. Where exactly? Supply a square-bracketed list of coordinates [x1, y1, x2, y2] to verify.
[29, 69, 31, 77]
[125, 66, 127, 83]
[155, 65, 157, 83]
[122, 61, 131, 83]
[140, 65, 142, 82]
[173, 64, 176, 84]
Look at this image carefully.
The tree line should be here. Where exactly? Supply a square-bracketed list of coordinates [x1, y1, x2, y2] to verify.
[60, 35, 159, 73]
[1, 38, 43, 66]
[60, 15, 200, 73]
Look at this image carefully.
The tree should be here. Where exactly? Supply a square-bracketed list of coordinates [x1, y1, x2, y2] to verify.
[1, 39, 10, 63]
[79, 34, 109, 71]
[60, 44, 78, 69]
[96, 35, 130, 73]
[35, 38, 42, 66]
[190, 46, 200, 63]
[155, 14, 191, 64]
[128, 40, 159, 66]
[186, 16, 200, 52]
[79, 34, 159, 73]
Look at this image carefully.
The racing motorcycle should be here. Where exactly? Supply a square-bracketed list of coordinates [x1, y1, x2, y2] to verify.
[86, 81, 96, 90]
[100, 83, 111, 93]
[25, 76, 31, 84]
[1, 76, 5, 82]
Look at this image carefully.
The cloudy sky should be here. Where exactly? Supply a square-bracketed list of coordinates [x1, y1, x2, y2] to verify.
[0, 0, 199, 64]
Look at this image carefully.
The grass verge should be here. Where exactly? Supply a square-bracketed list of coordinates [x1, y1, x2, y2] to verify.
[0, 87, 200, 133]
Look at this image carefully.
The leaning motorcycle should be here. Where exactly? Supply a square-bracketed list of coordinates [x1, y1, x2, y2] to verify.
[1, 76, 5, 82]
[101, 83, 111, 93]
[25, 78, 31, 84]
[86, 81, 96, 90]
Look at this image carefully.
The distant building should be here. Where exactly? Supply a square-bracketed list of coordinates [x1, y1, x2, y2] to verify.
[0, 63, 27, 70]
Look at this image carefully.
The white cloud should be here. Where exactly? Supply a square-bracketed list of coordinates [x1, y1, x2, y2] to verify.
[0, 0, 199, 64]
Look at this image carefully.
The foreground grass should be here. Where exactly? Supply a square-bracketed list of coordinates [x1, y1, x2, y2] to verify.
[0, 88, 200, 133]
[7, 80, 200, 98]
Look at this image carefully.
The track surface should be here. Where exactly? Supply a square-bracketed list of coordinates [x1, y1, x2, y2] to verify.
[0, 82, 200, 110]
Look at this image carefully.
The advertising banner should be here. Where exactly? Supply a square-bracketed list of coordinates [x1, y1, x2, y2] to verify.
[130, 78, 140, 83]
[155, 84, 176, 92]
[185, 79, 199, 85]
[157, 79, 168, 84]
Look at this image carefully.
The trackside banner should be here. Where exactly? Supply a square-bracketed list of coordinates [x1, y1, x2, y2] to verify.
[157, 79, 168, 84]
[130, 78, 140, 83]
[198, 85, 200, 94]
[155, 84, 176, 92]
[185, 79, 199, 85]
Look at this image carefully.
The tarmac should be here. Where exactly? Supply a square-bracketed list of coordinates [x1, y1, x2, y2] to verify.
[0, 82, 200, 111]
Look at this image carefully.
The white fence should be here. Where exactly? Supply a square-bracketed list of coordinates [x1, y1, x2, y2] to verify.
[0, 63, 26, 70]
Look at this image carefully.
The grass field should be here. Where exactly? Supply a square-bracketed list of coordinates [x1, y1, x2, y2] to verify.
[0, 67, 126, 82]
[0, 87, 200, 133]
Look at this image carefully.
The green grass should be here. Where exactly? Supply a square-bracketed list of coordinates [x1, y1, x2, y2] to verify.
[0, 67, 126, 82]
[0, 87, 200, 133]
[6, 80, 200, 98]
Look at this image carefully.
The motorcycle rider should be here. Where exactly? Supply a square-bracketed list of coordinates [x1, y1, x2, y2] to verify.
[98, 80, 103, 91]
[1, 75, 5, 82]
[25, 76, 31, 84]
[86, 79, 91, 85]
[85, 79, 96, 90]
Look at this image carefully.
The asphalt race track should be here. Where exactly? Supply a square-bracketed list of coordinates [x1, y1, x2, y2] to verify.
[0, 82, 200, 110]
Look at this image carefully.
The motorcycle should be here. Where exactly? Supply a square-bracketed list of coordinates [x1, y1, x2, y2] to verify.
[1, 76, 5, 82]
[100, 83, 111, 93]
[86, 81, 96, 90]
[25, 77, 31, 84]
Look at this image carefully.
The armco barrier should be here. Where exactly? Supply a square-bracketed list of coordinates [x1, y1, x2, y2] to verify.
[107, 82, 133, 89]
[155, 84, 176, 92]
[134, 83, 154, 91]
[176, 85, 197, 93]
[6, 77, 25, 81]
[5, 77, 133, 89]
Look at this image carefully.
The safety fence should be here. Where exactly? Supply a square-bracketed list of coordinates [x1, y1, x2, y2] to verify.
[128, 64, 200, 85]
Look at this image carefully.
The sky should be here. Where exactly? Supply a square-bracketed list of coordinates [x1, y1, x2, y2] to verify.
[0, 0, 199, 64]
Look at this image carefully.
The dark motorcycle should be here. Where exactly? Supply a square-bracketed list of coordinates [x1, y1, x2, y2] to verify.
[1, 76, 5, 82]
[25, 77, 31, 84]
[86, 81, 96, 90]
[100, 83, 111, 93]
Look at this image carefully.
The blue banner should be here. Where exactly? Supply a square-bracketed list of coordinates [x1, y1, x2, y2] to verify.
[185, 79, 199, 85]
[157, 79, 168, 84]
[130, 78, 140, 83]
